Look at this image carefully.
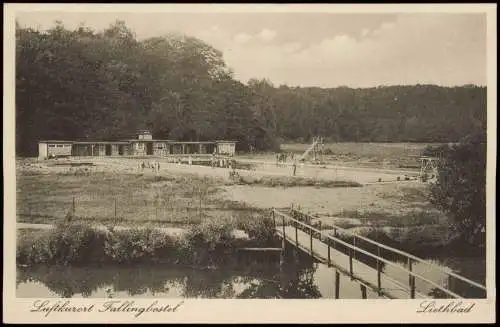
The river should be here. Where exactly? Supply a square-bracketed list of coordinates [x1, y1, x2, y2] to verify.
[16, 254, 485, 299]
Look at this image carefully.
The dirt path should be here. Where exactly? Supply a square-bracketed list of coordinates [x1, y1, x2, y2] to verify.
[61, 156, 417, 185]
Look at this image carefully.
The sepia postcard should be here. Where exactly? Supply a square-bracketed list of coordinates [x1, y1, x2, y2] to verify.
[3, 3, 497, 324]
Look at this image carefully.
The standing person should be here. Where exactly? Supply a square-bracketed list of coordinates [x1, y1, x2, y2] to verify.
[157, 162, 160, 171]
[188, 156, 192, 166]
[292, 160, 297, 177]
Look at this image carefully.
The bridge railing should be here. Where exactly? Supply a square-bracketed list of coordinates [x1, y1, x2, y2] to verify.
[272, 208, 487, 299]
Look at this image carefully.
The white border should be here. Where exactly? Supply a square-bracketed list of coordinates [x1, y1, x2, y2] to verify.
[3, 3, 497, 324]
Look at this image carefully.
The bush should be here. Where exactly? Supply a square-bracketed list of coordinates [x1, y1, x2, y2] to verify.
[181, 218, 236, 265]
[429, 131, 486, 247]
[237, 216, 275, 245]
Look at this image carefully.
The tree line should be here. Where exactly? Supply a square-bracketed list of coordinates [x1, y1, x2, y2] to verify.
[16, 21, 486, 157]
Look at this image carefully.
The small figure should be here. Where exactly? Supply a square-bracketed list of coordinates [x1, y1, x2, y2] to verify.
[292, 160, 297, 176]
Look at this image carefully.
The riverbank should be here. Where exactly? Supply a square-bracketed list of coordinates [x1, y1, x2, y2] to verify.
[16, 217, 276, 267]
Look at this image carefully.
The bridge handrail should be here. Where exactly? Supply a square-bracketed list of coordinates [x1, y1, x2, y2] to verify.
[287, 208, 487, 292]
[273, 209, 485, 298]
[276, 210, 461, 298]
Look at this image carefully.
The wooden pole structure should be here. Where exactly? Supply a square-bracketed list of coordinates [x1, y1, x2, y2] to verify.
[327, 244, 331, 267]
[349, 248, 354, 279]
[377, 246, 382, 295]
[310, 227, 313, 256]
[295, 222, 298, 247]
[408, 258, 416, 299]
[72, 196, 76, 216]
[335, 270, 340, 299]
[282, 214, 286, 239]
[318, 220, 322, 241]
[360, 284, 367, 299]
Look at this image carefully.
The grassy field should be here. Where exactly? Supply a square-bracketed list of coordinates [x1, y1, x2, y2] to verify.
[16, 168, 263, 227]
[280, 142, 441, 168]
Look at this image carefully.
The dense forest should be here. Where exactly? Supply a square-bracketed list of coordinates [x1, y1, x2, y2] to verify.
[15, 21, 487, 157]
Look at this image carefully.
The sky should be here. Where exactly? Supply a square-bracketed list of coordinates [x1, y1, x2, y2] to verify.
[16, 11, 487, 88]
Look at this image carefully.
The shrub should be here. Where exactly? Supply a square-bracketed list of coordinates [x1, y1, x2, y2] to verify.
[182, 218, 236, 265]
[429, 131, 486, 248]
[237, 216, 275, 245]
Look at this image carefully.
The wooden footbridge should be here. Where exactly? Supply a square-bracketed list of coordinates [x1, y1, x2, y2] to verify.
[271, 208, 487, 299]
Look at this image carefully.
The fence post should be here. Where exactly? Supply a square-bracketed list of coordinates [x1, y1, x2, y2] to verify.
[335, 270, 340, 299]
[352, 234, 356, 258]
[408, 258, 416, 299]
[327, 244, 331, 267]
[360, 284, 367, 299]
[114, 198, 117, 218]
[377, 246, 382, 295]
[272, 209, 276, 230]
[318, 220, 322, 241]
[310, 227, 313, 256]
[72, 196, 76, 216]
[349, 248, 353, 278]
[282, 214, 286, 238]
[295, 222, 298, 247]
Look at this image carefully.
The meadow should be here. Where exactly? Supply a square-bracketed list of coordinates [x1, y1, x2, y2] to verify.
[16, 168, 262, 227]
[279, 142, 440, 169]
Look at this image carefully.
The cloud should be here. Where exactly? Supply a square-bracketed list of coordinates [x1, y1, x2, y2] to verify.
[234, 33, 252, 44]
[205, 14, 486, 87]
[257, 28, 277, 42]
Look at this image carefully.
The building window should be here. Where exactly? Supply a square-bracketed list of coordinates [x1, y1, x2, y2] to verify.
[56, 144, 64, 148]
[48, 145, 55, 148]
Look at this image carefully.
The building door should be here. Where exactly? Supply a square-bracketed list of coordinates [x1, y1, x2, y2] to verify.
[146, 142, 153, 155]
[105, 144, 112, 156]
[118, 145, 124, 155]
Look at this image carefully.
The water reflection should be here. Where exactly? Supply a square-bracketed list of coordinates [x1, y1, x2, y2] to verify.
[17, 262, 324, 299]
[16, 254, 485, 299]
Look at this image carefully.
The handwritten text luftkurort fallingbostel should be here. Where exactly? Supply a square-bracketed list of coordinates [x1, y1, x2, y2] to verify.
[30, 299, 185, 318]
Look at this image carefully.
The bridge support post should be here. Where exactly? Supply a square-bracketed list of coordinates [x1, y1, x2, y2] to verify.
[408, 259, 416, 299]
[280, 238, 286, 268]
[318, 221, 322, 241]
[295, 223, 298, 247]
[360, 284, 367, 299]
[377, 246, 382, 295]
[327, 245, 331, 267]
[309, 229, 313, 256]
[349, 249, 354, 280]
[335, 270, 340, 299]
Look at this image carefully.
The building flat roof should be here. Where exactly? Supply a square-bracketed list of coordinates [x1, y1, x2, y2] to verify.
[40, 139, 237, 144]
[73, 141, 130, 145]
[39, 140, 73, 143]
